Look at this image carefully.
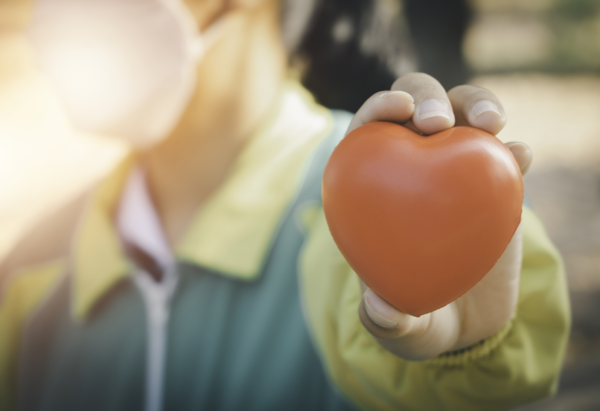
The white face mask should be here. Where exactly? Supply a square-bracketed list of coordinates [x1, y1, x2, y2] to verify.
[29, 0, 223, 148]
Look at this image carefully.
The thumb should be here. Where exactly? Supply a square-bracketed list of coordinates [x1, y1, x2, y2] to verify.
[359, 287, 462, 360]
[359, 288, 422, 340]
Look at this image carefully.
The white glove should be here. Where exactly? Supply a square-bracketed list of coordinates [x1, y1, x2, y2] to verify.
[349, 73, 532, 360]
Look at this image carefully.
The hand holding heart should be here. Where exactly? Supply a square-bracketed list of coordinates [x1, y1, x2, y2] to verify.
[338, 73, 532, 361]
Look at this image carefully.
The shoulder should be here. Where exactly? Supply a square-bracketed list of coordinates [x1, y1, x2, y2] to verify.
[294, 109, 354, 203]
[0, 190, 88, 293]
[326, 110, 354, 148]
[303, 109, 353, 169]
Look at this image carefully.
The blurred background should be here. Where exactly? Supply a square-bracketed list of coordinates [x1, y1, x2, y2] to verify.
[1, 0, 599, 409]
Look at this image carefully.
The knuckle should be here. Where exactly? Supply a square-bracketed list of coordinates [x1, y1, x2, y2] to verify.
[392, 72, 433, 88]
[447, 84, 472, 95]
[370, 90, 388, 100]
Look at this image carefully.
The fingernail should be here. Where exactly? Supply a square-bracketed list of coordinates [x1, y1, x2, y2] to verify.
[507, 142, 528, 155]
[507, 142, 532, 165]
[471, 100, 502, 120]
[364, 290, 398, 328]
[416, 99, 452, 121]
[381, 90, 414, 103]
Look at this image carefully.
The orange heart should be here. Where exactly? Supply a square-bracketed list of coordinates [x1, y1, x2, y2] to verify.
[322, 122, 523, 316]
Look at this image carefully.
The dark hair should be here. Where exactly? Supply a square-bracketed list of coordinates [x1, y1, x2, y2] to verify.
[280, 0, 471, 113]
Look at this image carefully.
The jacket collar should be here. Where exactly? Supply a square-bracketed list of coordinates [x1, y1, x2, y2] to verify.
[71, 81, 333, 321]
[72, 155, 133, 320]
[116, 166, 174, 274]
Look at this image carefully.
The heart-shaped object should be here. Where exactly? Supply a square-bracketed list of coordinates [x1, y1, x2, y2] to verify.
[322, 122, 523, 316]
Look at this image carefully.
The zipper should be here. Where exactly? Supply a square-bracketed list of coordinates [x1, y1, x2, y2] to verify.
[133, 268, 178, 411]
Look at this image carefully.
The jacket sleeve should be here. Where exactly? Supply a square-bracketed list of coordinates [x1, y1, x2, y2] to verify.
[0, 262, 64, 411]
[299, 204, 571, 411]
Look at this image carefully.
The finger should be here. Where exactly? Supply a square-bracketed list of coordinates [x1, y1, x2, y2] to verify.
[447, 85, 507, 135]
[391, 72, 454, 135]
[364, 288, 407, 328]
[346, 90, 415, 135]
[359, 288, 422, 339]
[505, 141, 533, 175]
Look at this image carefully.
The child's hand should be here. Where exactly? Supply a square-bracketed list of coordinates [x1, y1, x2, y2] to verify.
[348, 73, 532, 360]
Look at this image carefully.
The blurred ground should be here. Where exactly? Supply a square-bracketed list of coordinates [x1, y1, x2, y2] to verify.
[1, 0, 599, 410]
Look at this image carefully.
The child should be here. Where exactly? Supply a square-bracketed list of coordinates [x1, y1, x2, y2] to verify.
[0, 0, 570, 410]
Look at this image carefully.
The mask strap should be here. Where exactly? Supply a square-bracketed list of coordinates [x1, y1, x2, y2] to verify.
[190, 15, 226, 61]
[159, 0, 228, 62]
